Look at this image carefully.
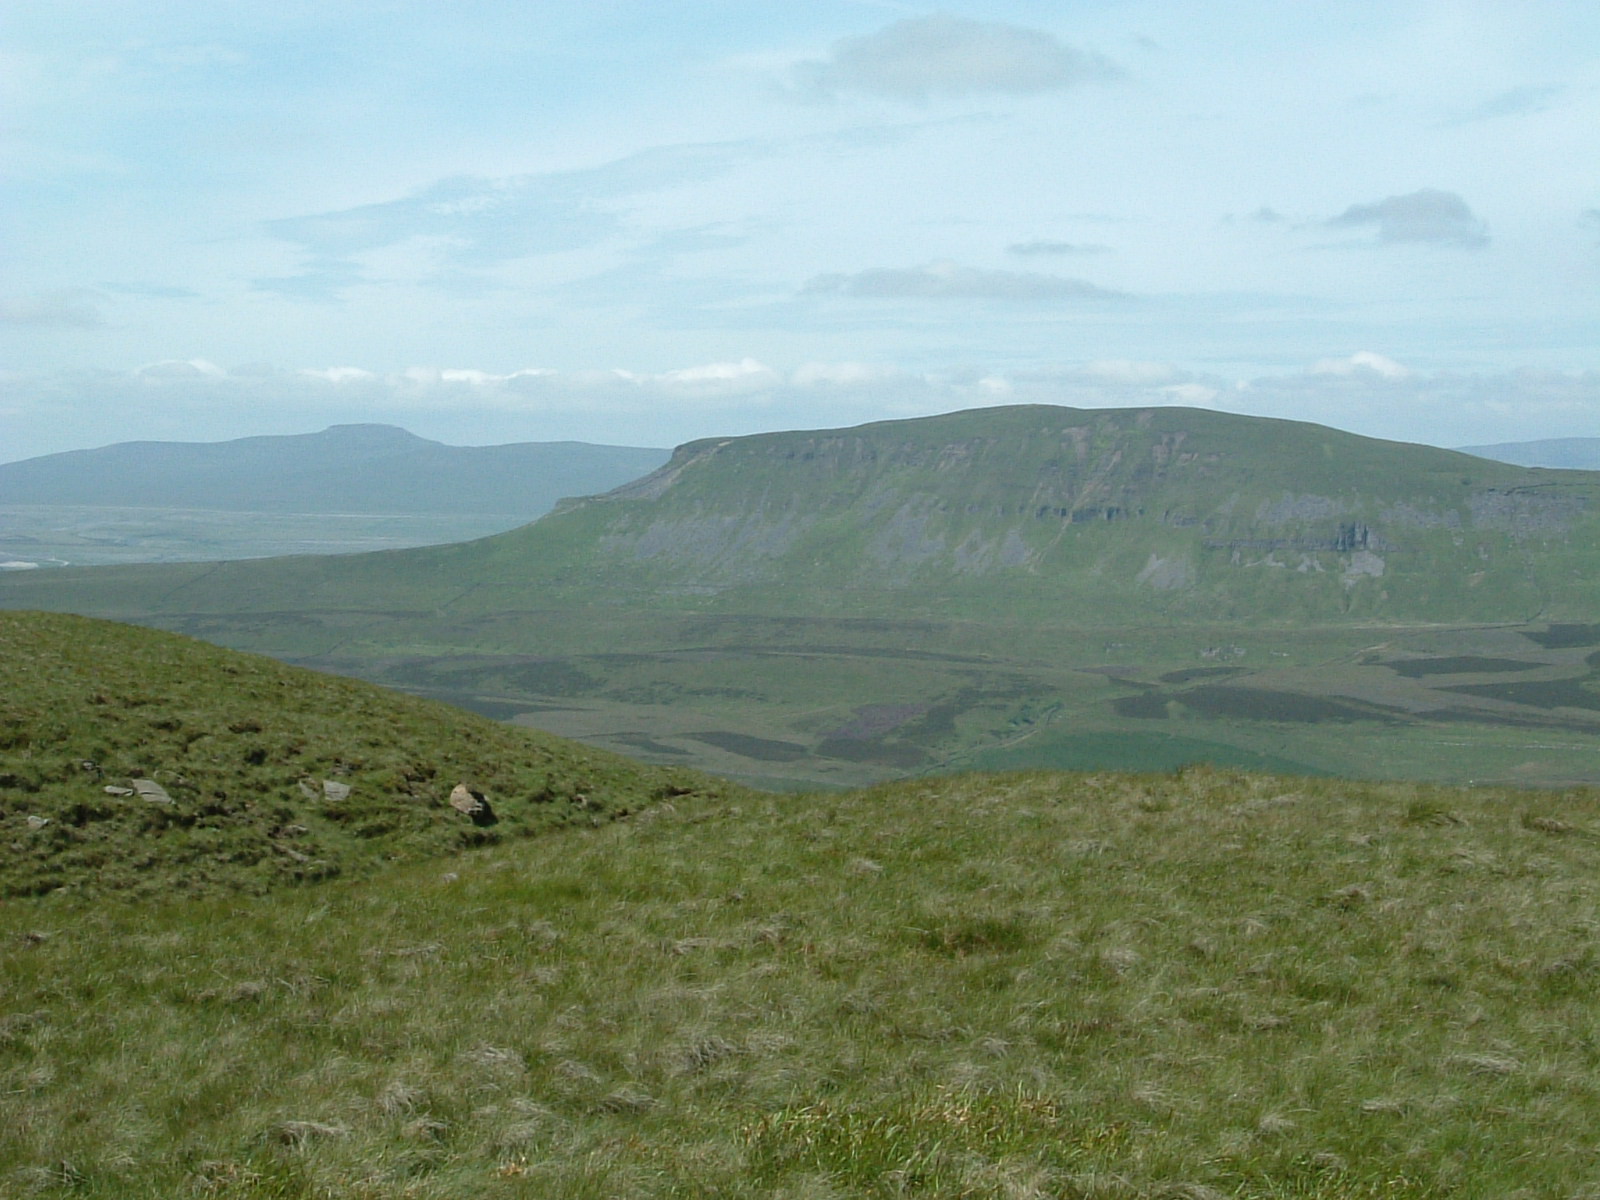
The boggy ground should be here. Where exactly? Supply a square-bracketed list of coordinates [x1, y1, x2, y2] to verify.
[6, 767, 1600, 1197]
[261, 613, 1600, 792]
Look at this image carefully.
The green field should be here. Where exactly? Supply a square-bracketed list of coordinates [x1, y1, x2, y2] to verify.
[0, 505, 526, 567]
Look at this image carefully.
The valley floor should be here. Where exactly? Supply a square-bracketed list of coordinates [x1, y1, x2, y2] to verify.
[250, 614, 1600, 792]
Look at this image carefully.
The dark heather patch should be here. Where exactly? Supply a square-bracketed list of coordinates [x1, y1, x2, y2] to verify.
[1440, 679, 1600, 712]
[685, 732, 808, 762]
[1525, 624, 1600, 649]
[1159, 666, 1248, 684]
[1387, 656, 1545, 678]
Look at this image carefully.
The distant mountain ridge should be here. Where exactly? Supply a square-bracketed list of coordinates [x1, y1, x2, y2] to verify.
[0, 424, 669, 518]
[1459, 437, 1600, 471]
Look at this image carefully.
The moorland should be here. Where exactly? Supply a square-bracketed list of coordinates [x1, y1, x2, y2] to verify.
[4, 613, 1600, 1196]
[4, 404, 1600, 791]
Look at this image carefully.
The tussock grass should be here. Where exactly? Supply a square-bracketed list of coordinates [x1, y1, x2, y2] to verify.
[5, 765, 1600, 1195]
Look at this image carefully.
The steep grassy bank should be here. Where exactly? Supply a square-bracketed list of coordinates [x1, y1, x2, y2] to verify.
[4, 767, 1600, 1196]
[0, 612, 735, 898]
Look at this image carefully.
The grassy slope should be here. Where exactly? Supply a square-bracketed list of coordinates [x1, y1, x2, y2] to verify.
[5, 768, 1600, 1196]
[0, 611, 736, 898]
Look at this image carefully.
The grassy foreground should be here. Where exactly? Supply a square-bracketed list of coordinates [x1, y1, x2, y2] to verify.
[0, 611, 733, 898]
[5, 767, 1600, 1197]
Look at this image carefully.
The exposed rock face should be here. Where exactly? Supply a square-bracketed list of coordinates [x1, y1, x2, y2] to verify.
[1343, 551, 1387, 586]
[1468, 488, 1588, 536]
[1136, 554, 1195, 591]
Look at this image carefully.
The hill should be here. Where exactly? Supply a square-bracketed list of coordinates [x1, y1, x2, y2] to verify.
[4, 764, 1600, 1195]
[0, 425, 668, 568]
[4, 404, 1600, 789]
[1459, 436, 1600, 470]
[0, 611, 734, 899]
[0, 424, 668, 517]
[7, 404, 1597, 623]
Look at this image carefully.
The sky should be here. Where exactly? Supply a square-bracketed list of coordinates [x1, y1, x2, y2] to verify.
[2, 0, 1598, 460]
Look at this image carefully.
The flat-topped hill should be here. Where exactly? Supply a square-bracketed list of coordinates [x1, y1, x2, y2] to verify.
[5, 404, 1597, 626]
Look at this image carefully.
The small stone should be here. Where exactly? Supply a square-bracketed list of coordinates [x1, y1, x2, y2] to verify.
[449, 784, 497, 826]
[322, 780, 351, 802]
[25, 815, 50, 830]
[103, 785, 134, 797]
[132, 779, 173, 804]
[298, 780, 319, 799]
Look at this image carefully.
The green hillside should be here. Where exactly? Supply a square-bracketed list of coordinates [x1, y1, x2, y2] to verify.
[4, 405, 1600, 789]
[0, 611, 734, 898]
[5, 764, 1600, 1196]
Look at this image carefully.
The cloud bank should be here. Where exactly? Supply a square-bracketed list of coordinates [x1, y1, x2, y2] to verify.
[1326, 189, 1489, 248]
[794, 15, 1121, 102]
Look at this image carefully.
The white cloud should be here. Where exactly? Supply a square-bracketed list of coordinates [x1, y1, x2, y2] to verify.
[804, 260, 1124, 301]
[654, 358, 780, 391]
[1326, 189, 1489, 248]
[1159, 383, 1221, 406]
[791, 361, 899, 387]
[1310, 351, 1412, 380]
[793, 14, 1121, 102]
[135, 358, 226, 379]
[1080, 359, 1182, 385]
[298, 366, 376, 383]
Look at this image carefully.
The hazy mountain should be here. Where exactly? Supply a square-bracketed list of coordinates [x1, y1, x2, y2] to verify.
[0, 424, 669, 517]
[1458, 437, 1600, 471]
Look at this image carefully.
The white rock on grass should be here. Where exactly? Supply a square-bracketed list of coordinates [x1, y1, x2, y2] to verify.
[132, 779, 173, 804]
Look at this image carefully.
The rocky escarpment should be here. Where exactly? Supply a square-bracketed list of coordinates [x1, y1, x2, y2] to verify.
[538, 405, 1600, 622]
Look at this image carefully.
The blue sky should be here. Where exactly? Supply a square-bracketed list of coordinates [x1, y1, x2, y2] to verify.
[3, 1, 1597, 459]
